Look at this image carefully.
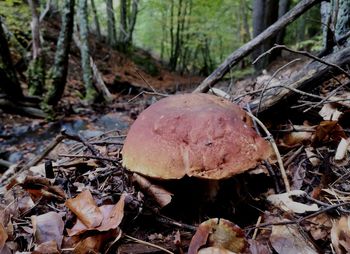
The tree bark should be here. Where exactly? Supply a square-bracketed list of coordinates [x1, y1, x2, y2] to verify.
[90, 0, 101, 41]
[252, 0, 279, 71]
[44, 0, 75, 107]
[28, 0, 45, 96]
[78, 0, 97, 103]
[193, 0, 322, 93]
[106, 0, 117, 47]
[0, 20, 23, 99]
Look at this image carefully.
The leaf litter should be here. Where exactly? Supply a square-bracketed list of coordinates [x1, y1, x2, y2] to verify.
[1, 69, 350, 253]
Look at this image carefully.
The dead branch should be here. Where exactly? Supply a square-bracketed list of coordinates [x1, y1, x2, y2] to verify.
[193, 0, 321, 93]
[249, 46, 350, 114]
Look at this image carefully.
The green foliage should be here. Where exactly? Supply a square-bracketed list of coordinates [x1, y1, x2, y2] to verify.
[0, 0, 31, 46]
[133, 0, 251, 73]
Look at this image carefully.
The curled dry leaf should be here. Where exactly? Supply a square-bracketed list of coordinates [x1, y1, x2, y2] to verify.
[132, 173, 172, 208]
[0, 222, 8, 249]
[305, 214, 332, 241]
[267, 190, 319, 214]
[313, 121, 346, 146]
[31, 212, 64, 248]
[188, 218, 247, 254]
[331, 216, 350, 254]
[67, 193, 126, 236]
[65, 190, 103, 228]
[270, 224, 318, 254]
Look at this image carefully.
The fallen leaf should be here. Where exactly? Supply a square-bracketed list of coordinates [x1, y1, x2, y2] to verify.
[65, 190, 103, 228]
[0, 222, 8, 249]
[198, 246, 236, 254]
[305, 214, 332, 241]
[331, 216, 350, 254]
[132, 173, 172, 208]
[73, 229, 121, 254]
[313, 121, 346, 146]
[188, 218, 247, 254]
[304, 147, 321, 166]
[32, 240, 59, 254]
[67, 193, 126, 236]
[335, 138, 350, 161]
[270, 224, 318, 254]
[267, 190, 319, 214]
[31, 212, 64, 247]
[248, 239, 272, 254]
[319, 103, 342, 121]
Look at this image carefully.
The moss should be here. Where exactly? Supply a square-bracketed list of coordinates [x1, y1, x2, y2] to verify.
[84, 87, 98, 104]
[132, 54, 160, 77]
[28, 56, 45, 96]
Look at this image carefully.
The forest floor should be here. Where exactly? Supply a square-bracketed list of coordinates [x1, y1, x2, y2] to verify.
[1, 19, 350, 254]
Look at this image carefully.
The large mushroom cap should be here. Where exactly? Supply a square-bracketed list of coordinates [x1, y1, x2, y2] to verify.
[122, 93, 272, 180]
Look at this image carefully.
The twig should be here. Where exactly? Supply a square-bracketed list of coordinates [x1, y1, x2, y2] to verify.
[58, 154, 120, 163]
[124, 234, 175, 254]
[156, 214, 197, 231]
[257, 58, 301, 114]
[252, 216, 262, 240]
[245, 201, 350, 230]
[245, 111, 291, 192]
[255, 44, 350, 80]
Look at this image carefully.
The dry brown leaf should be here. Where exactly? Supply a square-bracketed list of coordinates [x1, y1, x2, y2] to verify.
[270, 224, 318, 254]
[331, 216, 350, 254]
[306, 214, 332, 241]
[198, 246, 236, 254]
[0, 222, 8, 249]
[65, 190, 103, 228]
[267, 190, 319, 214]
[279, 131, 313, 148]
[73, 229, 121, 254]
[132, 173, 172, 208]
[31, 212, 64, 247]
[67, 193, 126, 236]
[32, 240, 59, 254]
[188, 218, 247, 254]
[313, 121, 346, 146]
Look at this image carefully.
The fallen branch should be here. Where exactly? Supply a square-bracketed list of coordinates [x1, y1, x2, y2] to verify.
[249, 46, 350, 113]
[193, 0, 321, 93]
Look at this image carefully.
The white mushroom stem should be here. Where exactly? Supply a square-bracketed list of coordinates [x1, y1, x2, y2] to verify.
[245, 111, 291, 192]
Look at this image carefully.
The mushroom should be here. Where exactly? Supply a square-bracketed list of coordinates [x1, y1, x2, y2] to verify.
[122, 93, 272, 200]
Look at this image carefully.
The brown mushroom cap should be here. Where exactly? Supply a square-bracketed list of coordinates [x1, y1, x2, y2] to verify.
[122, 93, 272, 180]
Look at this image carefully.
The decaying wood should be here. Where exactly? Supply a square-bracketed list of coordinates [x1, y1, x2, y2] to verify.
[193, 0, 321, 93]
[0, 98, 46, 118]
[249, 46, 350, 113]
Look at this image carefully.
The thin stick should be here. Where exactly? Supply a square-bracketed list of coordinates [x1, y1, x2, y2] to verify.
[252, 216, 262, 240]
[124, 234, 175, 254]
[245, 112, 291, 192]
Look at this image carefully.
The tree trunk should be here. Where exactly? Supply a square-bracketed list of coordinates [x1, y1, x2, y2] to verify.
[194, 0, 321, 93]
[78, 0, 97, 103]
[127, 0, 139, 44]
[106, 0, 117, 47]
[119, 0, 127, 43]
[252, 0, 279, 71]
[90, 0, 101, 41]
[44, 0, 75, 107]
[28, 0, 45, 96]
[335, 0, 350, 46]
[276, 0, 290, 45]
[0, 20, 23, 99]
